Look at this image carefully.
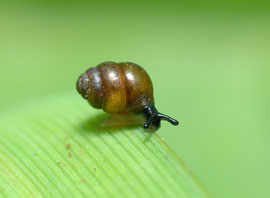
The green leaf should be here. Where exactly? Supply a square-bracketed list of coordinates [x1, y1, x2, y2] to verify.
[0, 94, 207, 198]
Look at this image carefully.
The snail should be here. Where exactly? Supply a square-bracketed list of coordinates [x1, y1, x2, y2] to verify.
[76, 61, 179, 130]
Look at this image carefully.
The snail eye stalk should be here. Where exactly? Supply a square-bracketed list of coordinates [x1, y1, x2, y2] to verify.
[157, 113, 179, 125]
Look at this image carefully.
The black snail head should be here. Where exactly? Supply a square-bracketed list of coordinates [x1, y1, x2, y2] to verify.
[143, 106, 179, 131]
[76, 61, 179, 130]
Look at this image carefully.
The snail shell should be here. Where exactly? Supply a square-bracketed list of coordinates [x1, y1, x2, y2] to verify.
[76, 62, 154, 114]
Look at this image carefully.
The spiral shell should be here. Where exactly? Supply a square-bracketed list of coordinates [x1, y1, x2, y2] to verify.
[76, 62, 154, 114]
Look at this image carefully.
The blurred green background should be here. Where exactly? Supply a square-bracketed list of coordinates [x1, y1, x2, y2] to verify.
[0, 1, 269, 197]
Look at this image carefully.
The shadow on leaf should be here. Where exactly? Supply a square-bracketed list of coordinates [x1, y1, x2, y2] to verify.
[80, 113, 145, 133]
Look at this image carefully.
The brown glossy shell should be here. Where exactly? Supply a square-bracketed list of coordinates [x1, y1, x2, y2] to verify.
[76, 62, 154, 114]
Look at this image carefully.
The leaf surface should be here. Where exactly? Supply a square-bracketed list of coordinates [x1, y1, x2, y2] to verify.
[0, 94, 207, 198]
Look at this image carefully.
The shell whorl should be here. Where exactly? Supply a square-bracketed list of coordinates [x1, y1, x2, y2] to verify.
[76, 67, 103, 109]
[76, 72, 90, 99]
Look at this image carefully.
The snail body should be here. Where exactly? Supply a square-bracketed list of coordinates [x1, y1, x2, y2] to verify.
[76, 61, 178, 130]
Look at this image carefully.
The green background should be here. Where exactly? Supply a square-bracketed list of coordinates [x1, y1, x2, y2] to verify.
[0, 1, 269, 197]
